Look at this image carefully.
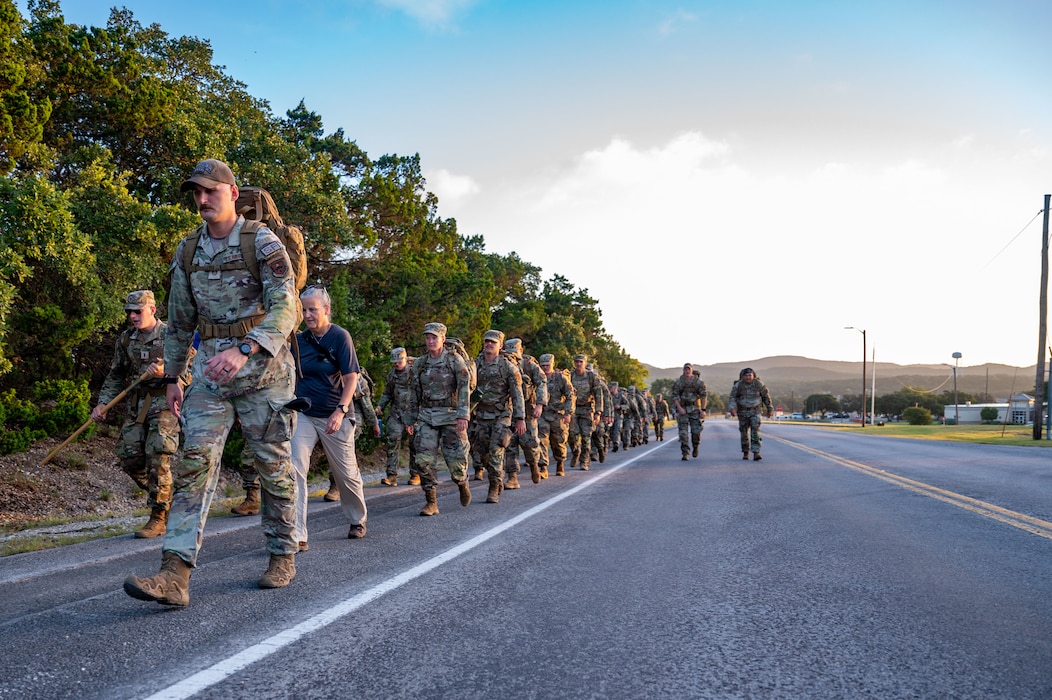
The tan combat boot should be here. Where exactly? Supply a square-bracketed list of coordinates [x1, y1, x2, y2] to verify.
[407, 474, 421, 486]
[486, 479, 503, 504]
[123, 551, 192, 606]
[457, 480, 472, 507]
[420, 488, 439, 516]
[473, 468, 485, 481]
[323, 479, 340, 501]
[231, 486, 260, 516]
[555, 461, 565, 476]
[529, 462, 541, 484]
[380, 475, 398, 486]
[135, 506, 168, 539]
[505, 472, 520, 489]
[258, 553, 296, 589]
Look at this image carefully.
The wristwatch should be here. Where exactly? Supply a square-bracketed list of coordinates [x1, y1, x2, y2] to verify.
[238, 341, 253, 356]
[338, 404, 349, 414]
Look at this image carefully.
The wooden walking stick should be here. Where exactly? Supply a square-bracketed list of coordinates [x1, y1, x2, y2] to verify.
[39, 369, 155, 467]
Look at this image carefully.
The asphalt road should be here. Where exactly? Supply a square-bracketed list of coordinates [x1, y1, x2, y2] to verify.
[2, 419, 1051, 699]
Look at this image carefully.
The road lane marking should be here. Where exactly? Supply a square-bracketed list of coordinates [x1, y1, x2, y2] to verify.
[145, 442, 666, 700]
[772, 435, 1052, 541]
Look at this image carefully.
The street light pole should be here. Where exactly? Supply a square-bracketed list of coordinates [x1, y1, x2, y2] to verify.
[845, 327, 866, 427]
[952, 351, 962, 425]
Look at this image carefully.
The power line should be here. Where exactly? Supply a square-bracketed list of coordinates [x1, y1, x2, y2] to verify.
[980, 208, 1046, 271]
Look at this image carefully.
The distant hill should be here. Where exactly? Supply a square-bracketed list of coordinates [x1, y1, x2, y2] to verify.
[643, 355, 1037, 403]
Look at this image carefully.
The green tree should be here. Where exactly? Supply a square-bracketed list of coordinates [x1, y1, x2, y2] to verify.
[902, 406, 932, 425]
[805, 393, 840, 417]
[980, 406, 999, 423]
[0, 0, 51, 174]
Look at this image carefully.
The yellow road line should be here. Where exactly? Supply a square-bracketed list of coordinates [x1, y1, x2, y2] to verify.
[772, 435, 1052, 541]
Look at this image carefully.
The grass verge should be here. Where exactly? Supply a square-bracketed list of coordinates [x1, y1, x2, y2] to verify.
[811, 422, 1052, 447]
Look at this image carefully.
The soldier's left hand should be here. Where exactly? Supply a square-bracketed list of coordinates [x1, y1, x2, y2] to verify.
[372, 422, 381, 438]
[204, 347, 249, 383]
[147, 360, 165, 378]
[532, 405, 543, 420]
[514, 418, 526, 436]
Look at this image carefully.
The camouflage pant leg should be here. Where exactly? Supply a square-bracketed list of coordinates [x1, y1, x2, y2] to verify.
[621, 415, 634, 447]
[611, 415, 623, 447]
[384, 413, 412, 476]
[688, 412, 704, 446]
[676, 414, 693, 456]
[591, 420, 607, 456]
[238, 442, 260, 489]
[165, 384, 296, 566]
[569, 413, 594, 466]
[118, 411, 178, 510]
[505, 417, 540, 473]
[414, 421, 469, 488]
[537, 417, 552, 469]
[474, 418, 511, 481]
[738, 412, 763, 453]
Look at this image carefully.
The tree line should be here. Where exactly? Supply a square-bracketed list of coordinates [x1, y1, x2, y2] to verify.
[0, 1, 647, 439]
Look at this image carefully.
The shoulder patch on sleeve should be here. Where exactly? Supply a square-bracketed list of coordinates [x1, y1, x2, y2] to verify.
[270, 260, 289, 278]
[258, 240, 283, 259]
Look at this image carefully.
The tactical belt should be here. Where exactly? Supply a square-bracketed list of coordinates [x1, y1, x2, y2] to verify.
[197, 313, 266, 340]
[421, 398, 455, 409]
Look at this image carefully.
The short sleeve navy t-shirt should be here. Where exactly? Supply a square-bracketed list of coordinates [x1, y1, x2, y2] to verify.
[295, 324, 361, 419]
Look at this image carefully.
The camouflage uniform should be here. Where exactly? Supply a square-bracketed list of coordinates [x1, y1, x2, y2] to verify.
[353, 367, 379, 442]
[98, 308, 185, 519]
[569, 355, 603, 470]
[470, 331, 525, 493]
[628, 387, 646, 446]
[671, 368, 707, 459]
[502, 339, 548, 485]
[376, 348, 417, 483]
[729, 369, 774, 458]
[163, 215, 299, 566]
[538, 355, 575, 477]
[608, 382, 627, 452]
[409, 328, 472, 492]
[653, 395, 670, 441]
[590, 368, 612, 463]
[622, 386, 640, 448]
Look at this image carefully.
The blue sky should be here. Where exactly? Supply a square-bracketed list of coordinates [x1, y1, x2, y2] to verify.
[34, 1, 1052, 370]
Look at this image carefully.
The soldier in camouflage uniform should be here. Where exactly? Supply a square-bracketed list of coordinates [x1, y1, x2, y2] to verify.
[642, 389, 656, 444]
[408, 322, 473, 515]
[470, 330, 525, 503]
[537, 354, 575, 477]
[124, 159, 300, 606]
[377, 347, 418, 486]
[92, 290, 188, 539]
[728, 367, 774, 460]
[671, 363, 708, 460]
[621, 385, 639, 449]
[568, 353, 603, 471]
[628, 386, 646, 446]
[589, 364, 612, 464]
[653, 393, 670, 441]
[607, 381, 627, 452]
[502, 338, 548, 486]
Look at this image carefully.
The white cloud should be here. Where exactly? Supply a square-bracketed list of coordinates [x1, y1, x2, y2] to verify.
[444, 130, 1046, 368]
[427, 168, 481, 209]
[373, 0, 477, 27]
[657, 9, 698, 36]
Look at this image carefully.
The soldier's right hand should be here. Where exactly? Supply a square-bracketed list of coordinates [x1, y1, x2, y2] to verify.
[167, 384, 184, 420]
[90, 404, 106, 422]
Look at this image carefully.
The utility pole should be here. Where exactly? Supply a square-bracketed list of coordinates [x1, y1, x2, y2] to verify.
[1034, 194, 1049, 440]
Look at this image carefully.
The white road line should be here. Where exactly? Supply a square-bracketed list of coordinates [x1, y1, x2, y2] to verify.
[146, 442, 665, 700]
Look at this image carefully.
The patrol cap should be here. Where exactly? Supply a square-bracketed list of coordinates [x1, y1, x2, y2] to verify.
[574, 353, 587, 362]
[483, 329, 505, 344]
[539, 353, 554, 366]
[609, 381, 619, 388]
[503, 338, 523, 356]
[684, 362, 693, 369]
[740, 367, 755, 377]
[124, 289, 155, 310]
[423, 322, 447, 337]
[628, 385, 636, 392]
[391, 347, 407, 363]
[180, 158, 236, 192]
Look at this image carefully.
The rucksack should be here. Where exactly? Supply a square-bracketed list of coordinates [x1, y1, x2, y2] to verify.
[445, 337, 477, 392]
